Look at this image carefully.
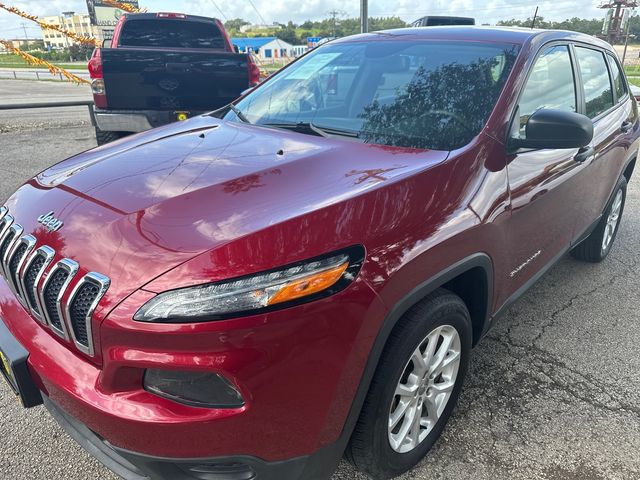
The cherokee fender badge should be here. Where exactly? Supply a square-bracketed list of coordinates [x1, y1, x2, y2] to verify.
[510, 250, 542, 278]
[37, 211, 64, 232]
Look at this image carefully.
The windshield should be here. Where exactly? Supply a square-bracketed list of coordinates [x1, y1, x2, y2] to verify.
[226, 40, 520, 150]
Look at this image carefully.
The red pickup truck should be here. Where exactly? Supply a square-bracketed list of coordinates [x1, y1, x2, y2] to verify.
[0, 26, 637, 480]
[88, 12, 260, 145]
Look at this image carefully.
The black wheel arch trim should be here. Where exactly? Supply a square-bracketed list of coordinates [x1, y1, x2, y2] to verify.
[305, 253, 495, 477]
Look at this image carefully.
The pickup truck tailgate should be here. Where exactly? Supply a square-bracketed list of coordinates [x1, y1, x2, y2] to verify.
[101, 48, 250, 110]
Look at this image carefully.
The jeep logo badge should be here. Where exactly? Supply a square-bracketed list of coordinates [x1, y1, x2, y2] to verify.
[37, 211, 64, 232]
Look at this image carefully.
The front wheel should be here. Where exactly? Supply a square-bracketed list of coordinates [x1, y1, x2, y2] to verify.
[572, 176, 627, 263]
[346, 289, 472, 479]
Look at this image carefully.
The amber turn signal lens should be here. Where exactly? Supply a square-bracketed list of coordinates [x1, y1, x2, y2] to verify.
[267, 262, 349, 306]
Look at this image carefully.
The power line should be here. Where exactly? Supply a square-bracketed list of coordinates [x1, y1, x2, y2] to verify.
[247, 0, 268, 25]
[370, 1, 597, 18]
[209, 0, 228, 21]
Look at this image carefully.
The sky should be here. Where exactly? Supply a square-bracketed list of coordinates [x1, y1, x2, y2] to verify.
[1, 0, 610, 40]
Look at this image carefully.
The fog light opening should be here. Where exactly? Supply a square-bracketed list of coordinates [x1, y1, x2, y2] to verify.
[143, 369, 244, 409]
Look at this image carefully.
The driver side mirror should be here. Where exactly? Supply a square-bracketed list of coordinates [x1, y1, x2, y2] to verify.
[509, 109, 593, 150]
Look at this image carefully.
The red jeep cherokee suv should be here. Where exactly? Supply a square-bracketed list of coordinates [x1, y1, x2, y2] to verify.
[0, 27, 636, 480]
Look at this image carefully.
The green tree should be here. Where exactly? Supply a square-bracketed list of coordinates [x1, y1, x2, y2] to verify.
[69, 43, 94, 61]
[498, 16, 603, 36]
[276, 20, 300, 44]
[225, 18, 250, 31]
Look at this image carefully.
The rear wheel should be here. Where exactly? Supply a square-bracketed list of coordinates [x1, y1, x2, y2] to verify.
[95, 127, 126, 146]
[572, 176, 627, 263]
[346, 289, 472, 479]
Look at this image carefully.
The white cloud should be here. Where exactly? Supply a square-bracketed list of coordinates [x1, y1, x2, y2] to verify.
[0, 0, 606, 40]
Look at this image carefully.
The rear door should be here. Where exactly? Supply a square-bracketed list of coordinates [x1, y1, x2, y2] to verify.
[570, 46, 635, 239]
[505, 44, 590, 294]
[103, 17, 249, 111]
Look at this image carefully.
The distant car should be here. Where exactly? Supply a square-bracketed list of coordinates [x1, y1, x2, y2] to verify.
[0, 26, 637, 480]
[88, 12, 260, 145]
[411, 15, 476, 27]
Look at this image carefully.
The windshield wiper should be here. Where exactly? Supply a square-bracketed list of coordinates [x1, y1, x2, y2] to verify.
[261, 121, 359, 139]
[228, 104, 251, 124]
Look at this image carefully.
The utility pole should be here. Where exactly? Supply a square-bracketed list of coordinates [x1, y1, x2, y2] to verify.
[360, 0, 368, 33]
[20, 22, 29, 49]
[622, 9, 636, 63]
[600, 1, 638, 43]
[328, 9, 339, 37]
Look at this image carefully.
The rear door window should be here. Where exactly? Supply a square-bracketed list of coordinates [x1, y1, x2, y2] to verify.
[607, 53, 627, 102]
[575, 47, 614, 118]
[517, 45, 576, 133]
[119, 19, 225, 49]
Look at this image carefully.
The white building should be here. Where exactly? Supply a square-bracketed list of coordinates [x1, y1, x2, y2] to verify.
[232, 37, 298, 60]
[290, 45, 308, 57]
[40, 12, 98, 49]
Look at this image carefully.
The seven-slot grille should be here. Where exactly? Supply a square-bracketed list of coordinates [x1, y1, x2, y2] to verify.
[0, 207, 110, 356]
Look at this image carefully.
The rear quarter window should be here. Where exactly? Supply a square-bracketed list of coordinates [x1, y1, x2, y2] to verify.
[119, 19, 226, 49]
[607, 53, 627, 102]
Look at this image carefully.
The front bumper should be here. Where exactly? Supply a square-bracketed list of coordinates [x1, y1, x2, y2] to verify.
[45, 395, 314, 480]
[0, 276, 387, 479]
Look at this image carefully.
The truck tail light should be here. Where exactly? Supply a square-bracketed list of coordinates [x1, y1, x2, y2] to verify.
[88, 49, 108, 109]
[248, 57, 260, 86]
[88, 49, 102, 79]
[157, 12, 187, 19]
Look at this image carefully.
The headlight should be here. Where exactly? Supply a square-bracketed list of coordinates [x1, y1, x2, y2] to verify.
[134, 246, 364, 323]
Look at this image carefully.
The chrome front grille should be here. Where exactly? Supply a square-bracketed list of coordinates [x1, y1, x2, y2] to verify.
[42, 266, 72, 334]
[66, 273, 110, 356]
[0, 208, 110, 357]
[23, 254, 46, 313]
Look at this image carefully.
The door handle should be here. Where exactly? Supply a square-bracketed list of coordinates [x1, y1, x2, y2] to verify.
[621, 121, 633, 133]
[574, 146, 594, 163]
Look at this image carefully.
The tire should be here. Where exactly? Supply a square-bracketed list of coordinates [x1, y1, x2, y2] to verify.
[571, 176, 627, 263]
[346, 289, 472, 479]
[95, 127, 125, 146]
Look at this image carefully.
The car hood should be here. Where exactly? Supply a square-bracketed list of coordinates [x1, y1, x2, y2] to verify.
[5, 116, 449, 310]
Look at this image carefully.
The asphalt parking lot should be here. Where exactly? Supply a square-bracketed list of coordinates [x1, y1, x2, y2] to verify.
[0, 80, 639, 480]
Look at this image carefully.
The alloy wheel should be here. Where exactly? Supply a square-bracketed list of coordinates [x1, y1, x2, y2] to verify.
[602, 189, 623, 253]
[387, 325, 462, 453]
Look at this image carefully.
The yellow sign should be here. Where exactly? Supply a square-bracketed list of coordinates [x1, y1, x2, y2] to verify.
[0, 350, 12, 381]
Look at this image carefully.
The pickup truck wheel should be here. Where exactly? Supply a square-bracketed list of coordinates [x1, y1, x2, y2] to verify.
[346, 289, 471, 479]
[95, 127, 125, 146]
[572, 176, 627, 263]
